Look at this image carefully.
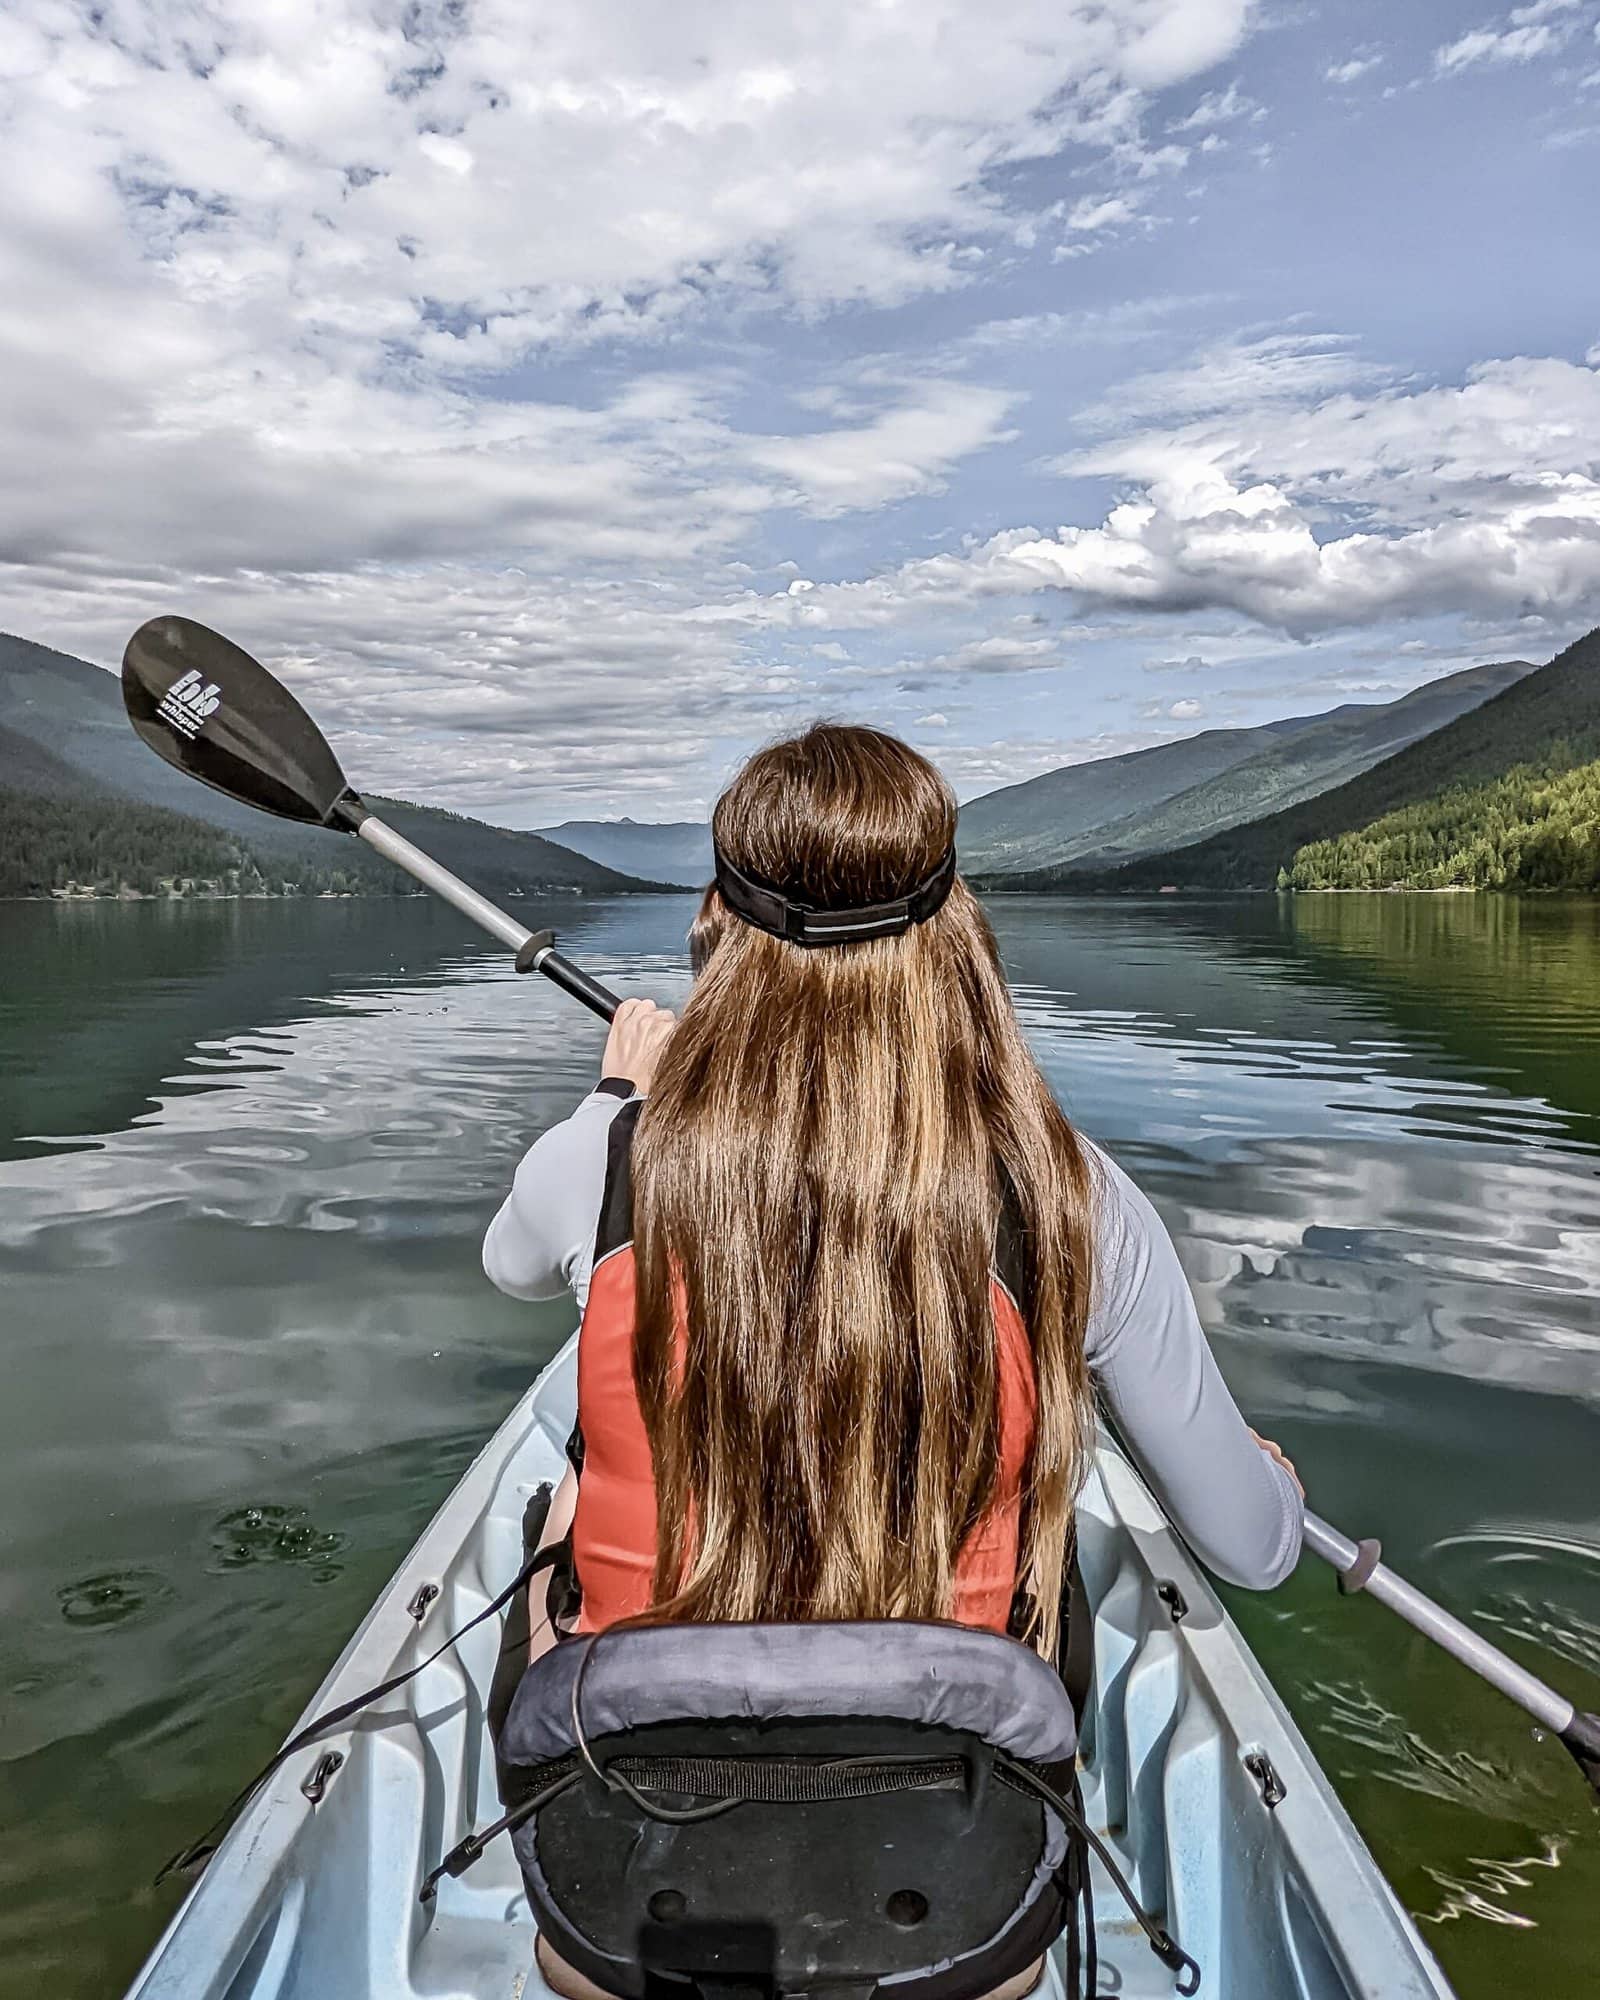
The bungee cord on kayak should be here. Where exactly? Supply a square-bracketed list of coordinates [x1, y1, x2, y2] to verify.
[115, 614, 1598, 2000]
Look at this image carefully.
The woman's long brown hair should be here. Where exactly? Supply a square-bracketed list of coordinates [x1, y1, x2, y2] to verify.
[631, 722, 1097, 1652]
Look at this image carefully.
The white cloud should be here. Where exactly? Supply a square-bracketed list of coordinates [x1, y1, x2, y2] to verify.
[5, 2, 1594, 822]
[915, 711, 950, 728]
[0, 0, 1257, 393]
[5, 555, 768, 817]
[742, 382, 1018, 516]
[1324, 52, 1384, 86]
[0, 0, 1263, 814]
[995, 358, 1600, 632]
[1168, 696, 1204, 718]
[961, 295, 1225, 349]
[1065, 193, 1143, 233]
[1434, 0, 1586, 75]
[1170, 80, 1260, 128]
[711, 345, 1600, 642]
[940, 728, 1182, 794]
[1071, 331, 1386, 429]
[933, 634, 1059, 675]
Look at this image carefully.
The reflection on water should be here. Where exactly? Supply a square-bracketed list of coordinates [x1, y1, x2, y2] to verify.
[1, 892, 1598, 1999]
[1418, 1840, 1566, 1932]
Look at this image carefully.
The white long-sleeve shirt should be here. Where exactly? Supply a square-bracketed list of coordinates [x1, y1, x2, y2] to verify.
[484, 1087, 1303, 1590]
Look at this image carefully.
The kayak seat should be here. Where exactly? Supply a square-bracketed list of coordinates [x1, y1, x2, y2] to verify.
[497, 1620, 1093, 2000]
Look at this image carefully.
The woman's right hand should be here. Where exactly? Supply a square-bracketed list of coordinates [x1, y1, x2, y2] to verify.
[601, 998, 676, 1096]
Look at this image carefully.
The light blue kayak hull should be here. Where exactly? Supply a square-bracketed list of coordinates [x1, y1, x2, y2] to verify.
[125, 1337, 1456, 2000]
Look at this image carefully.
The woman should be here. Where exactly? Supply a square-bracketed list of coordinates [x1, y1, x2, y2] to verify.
[483, 722, 1302, 1674]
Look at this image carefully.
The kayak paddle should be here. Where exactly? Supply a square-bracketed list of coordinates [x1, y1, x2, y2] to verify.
[1303, 1510, 1600, 1800]
[121, 617, 620, 1022]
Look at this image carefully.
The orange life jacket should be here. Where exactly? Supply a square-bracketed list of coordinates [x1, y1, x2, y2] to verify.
[569, 1102, 1037, 1634]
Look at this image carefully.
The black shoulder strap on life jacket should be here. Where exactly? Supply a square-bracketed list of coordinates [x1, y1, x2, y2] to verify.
[564, 1092, 643, 1476]
[595, 1095, 642, 1261]
[993, 1164, 1029, 1308]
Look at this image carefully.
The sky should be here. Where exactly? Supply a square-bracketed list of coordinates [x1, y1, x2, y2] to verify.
[2, 0, 1599, 824]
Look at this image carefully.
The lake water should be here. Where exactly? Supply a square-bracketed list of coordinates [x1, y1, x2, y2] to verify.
[2, 892, 1598, 1999]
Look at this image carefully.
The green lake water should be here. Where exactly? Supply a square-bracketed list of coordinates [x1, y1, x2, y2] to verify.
[1, 892, 1597, 1997]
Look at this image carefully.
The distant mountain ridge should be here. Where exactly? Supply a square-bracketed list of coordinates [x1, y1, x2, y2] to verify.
[1056, 663, 1534, 870]
[1021, 626, 1600, 892]
[960, 659, 1533, 875]
[537, 817, 713, 888]
[0, 633, 663, 899]
[959, 723, 1291, 872]
[521, 664, 1533, 891]
[9, 624, 1567, 904]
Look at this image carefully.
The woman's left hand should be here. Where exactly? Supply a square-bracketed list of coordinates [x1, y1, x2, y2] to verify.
[1249, 1428, 1304, 1498]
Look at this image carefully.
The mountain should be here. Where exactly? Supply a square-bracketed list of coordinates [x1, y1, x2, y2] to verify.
[959, 660, 1533, 875]
[0, 632, 663, 899]
[958, 723, 1294, 873]
[537, 818, 713, 888]
[0, 717, 91, 793]
[1055, 662, 1534, 870]
[1021, 626, 1600, 892]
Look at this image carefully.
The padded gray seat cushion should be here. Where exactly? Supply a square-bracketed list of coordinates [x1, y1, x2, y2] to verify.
[501, 1619, 1078, 1767]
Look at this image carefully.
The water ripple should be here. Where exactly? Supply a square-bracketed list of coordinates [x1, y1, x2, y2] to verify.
[1299, 1677, 1543, 1817]
[1416, 1839, 1566, 1931]
[56, 1569, 175, 1631]
[207, 1505, 349, 1578]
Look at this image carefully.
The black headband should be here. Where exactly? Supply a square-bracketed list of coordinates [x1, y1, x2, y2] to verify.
[713, 845, 958, 947]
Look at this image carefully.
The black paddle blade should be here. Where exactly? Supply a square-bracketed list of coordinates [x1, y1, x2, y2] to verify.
[122, 617, 359, 830]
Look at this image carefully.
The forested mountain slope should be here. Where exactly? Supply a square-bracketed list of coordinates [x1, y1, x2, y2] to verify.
[957, 722, 1298, 872]
[1061, 660, 1532, 871]
[0, 633, 661, 897]
[1014, 627, 1600, 891]
[960, 658, 1529, 873]
[1286, 754, 1600, 892]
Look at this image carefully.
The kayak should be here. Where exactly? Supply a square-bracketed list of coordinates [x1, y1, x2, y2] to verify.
[124, 1333, 1456, 2000]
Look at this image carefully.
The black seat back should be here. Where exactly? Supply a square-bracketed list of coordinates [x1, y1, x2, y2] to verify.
[498, 1621, 1085, 2000]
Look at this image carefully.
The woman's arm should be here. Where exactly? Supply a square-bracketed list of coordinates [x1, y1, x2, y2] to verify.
[482, 1001, 677, 1309]
[482, 1083, 634, 1307]
[1083, 1145, 1303, 1590]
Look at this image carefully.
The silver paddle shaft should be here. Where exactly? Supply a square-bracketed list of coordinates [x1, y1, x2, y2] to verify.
[355, 813, 620, 1021]
[358, 814, 534, 953]
[1302, 1510, 1574, 1734]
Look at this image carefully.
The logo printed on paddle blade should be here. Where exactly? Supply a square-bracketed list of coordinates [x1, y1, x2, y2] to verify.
[123, 616, 358, 829]
[156, 669, 222, 741]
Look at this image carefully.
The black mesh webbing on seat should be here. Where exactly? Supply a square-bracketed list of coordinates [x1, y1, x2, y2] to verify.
[613, 1753, 966, 1805]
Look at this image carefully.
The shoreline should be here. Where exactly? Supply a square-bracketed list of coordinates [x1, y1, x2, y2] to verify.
[0, 885, 677, 905]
